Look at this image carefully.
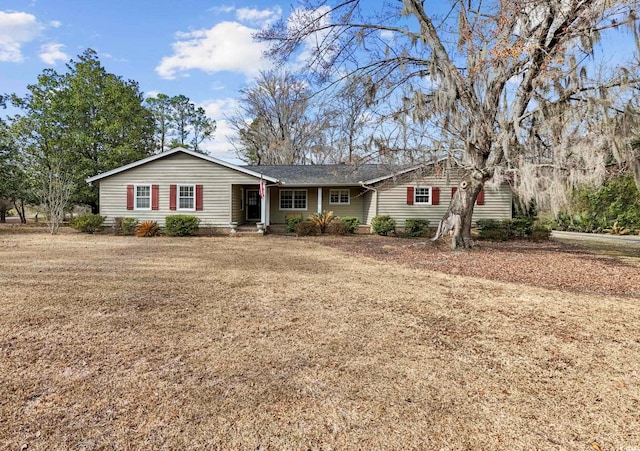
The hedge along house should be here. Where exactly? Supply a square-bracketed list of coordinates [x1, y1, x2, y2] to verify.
[86, 147, 512, 231]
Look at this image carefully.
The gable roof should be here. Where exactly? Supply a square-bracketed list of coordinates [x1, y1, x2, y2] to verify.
[242, 164, 423, 186]
[85, 147, 279, 183]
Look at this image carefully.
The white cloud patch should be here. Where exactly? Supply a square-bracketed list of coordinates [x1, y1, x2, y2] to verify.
[379, 29, 394, 41]
[0, 11, 43, 62]
[199, 98, 243, 162]
[236, 7, 281, 27]
[156, 21, 272, 79]
[39, 42, 68, 65]
[49, 20, 61, 28]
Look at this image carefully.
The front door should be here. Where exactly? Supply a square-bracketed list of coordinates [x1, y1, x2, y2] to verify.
[247, 189, 261, 221]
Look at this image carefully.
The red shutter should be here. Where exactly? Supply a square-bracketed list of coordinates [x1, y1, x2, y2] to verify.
[406, 186, 414, 205]
[151, 184, 159, 210]
[432, 187, 440, 205]
[196, 184, 203, 211]
[451, 187, 457, 197]
[126, 185, 134, 210]
[169, 184, 177, 210]
[476, 189, 485, 205]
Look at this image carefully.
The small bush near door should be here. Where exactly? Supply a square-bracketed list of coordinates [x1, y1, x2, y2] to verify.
[295, 220, 321, 236]
[371, 215, 396, 236]
[340, 216, 360, 234]
[165, 215, 201, 236]
[285, 215, 304, 233]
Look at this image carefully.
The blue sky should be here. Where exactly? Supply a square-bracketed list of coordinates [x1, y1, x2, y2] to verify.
[0, 1, 294, 162]
[1, 1, 636, 164]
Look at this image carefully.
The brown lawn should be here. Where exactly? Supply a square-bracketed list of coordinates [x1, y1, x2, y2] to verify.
[0, 229, 639, 450]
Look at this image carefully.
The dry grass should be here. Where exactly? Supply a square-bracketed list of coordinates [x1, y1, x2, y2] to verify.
[1, 229, 639, 450]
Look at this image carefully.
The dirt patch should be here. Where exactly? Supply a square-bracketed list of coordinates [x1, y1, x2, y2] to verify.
[0, 231, 639, 450]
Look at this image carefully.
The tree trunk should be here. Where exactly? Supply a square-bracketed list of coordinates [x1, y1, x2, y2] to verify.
[0, 209, 6, 223]
[14, 199, 27, 224]
[432, 172, 485, 249]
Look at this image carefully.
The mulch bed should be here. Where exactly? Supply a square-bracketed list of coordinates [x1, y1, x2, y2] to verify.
[303, 235, 640, 298]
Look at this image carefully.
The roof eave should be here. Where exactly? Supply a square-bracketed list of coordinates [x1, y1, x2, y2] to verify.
[85, 147, 279, 183]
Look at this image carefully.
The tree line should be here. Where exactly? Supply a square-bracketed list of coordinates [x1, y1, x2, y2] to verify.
[0, 49, 216, 232]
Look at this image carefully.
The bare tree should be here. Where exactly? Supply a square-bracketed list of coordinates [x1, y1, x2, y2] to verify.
[42, 164, 74, 234]
[228, 70, 330, 164]
[259, 0, 640, 248]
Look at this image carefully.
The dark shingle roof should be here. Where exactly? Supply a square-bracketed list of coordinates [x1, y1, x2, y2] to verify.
[241, 164, 413, 185]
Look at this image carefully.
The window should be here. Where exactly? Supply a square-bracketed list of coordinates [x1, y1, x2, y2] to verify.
[240, 188, 245, 211]
[177, 184, 195, 210]
[330, 189, 350, 205]
[135, 185, 151, 210]
[280, 189, 307, 210]
[414, 187, 432, 205]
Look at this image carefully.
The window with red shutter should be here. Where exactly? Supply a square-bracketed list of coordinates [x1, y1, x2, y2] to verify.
[169, 184, 177, 210]
[196, 184, 203, 211]
[126, 185, 134, 210]
[432, 187, 440, 205]
[151, 185, 159, 210]
[406, 186, 414, 205]
[476, 189, 485, 205]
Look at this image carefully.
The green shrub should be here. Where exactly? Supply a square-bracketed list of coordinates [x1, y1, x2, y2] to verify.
[135, 220, 160, 237]
[506, 217, 534, 238]
[70, 213, 105, 234]
[477, 219, 510, 241]
[327, 220, 350, 235]
[340, 216, 360, 234]
[164, 215, 200, 236]
[120, 217, 139, 236]
[285, 215, 304, 233]
[295, 220, 321, 236]
[478, 218, 550, 241]
[371, 215, 396, 236]
[404, 218, 430, 237]
[530, 225, 551, 241]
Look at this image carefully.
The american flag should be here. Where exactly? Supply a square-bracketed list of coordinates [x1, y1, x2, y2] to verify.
[259, 176, 265, 199]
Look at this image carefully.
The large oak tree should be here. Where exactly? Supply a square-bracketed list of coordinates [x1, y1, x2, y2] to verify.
[259, 0, 640, 248]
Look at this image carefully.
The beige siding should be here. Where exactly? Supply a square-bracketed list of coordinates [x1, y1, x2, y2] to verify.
[376, 177, 512, 226]
[98, 153, 259, 226]
[231, 185, 247, 224]
[319, 187, 366, 221]
[362, 190, 377, 224]
[269, 187, 318, 224]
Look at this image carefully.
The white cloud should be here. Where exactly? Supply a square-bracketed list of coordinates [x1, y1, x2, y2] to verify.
[49, 20, 61, 28]
[236, 7, 282, 27]
[380, 29, 394, 41]
[144, 90, 160, 99]
[156, 21, 271, 79]
[199, 98, 243, 162]
[39, 42, 68, 65]
[0, 11, 43, 62]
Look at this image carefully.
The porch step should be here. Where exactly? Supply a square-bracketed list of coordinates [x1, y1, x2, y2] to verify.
[231, 225, 265, 236]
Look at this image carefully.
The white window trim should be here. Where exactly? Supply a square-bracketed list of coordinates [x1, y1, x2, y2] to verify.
[329, 188, 351, 205]
[134, 184, 152, 211]
[414, 186, 432, 205]
[177, 183, 196, 211]
[279, 189, 308, 211]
